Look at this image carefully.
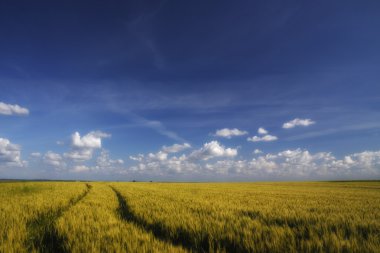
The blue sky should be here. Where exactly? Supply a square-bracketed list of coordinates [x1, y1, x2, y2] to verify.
[1, 0, 380, 181]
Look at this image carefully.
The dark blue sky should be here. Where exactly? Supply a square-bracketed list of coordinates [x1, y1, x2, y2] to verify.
[0, 0, 380, 180]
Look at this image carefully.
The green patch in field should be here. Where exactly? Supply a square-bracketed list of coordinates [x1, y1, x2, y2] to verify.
[12, 185, 44, 194]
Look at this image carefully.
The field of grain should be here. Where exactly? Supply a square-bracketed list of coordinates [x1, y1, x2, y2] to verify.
[0, 181, 379, 252]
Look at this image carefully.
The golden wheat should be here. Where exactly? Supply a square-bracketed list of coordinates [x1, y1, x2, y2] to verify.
[0, 181, 379, 252]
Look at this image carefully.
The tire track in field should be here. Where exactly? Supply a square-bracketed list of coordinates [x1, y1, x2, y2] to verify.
[26, 183, 92, 253]
[110, 186, 240, 253]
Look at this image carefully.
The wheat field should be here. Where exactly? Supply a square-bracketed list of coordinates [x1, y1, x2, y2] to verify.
[0, 181, 379, 252]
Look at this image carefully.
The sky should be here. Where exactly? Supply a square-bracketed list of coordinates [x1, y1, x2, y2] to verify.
[1, 0, 380, 181]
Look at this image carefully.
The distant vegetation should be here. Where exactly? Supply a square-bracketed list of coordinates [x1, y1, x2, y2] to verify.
[0, 181, 379, 252]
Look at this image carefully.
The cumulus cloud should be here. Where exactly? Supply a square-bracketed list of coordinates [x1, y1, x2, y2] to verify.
[258, 127, 268, 135]
[162, 143, 191, 153]
[37, 131, 123, 174]
[247, 135, 278, 142]
[191, 149, 380, 179]
[65, 131, 111, 162]
[127, 141, 380, 179]
[0, 138, 24, 167]
[214, 128, 248, 138]
[64, 149, 93, 161]
[43, 151, 65, 168]
[282, 118, 315, 129]
[42, 148, 124, 173]
[148, 151, 168, 161]
[128, 141, 238, 175]
[129, 154, 144, 162]
[129, 153, 193, 175]
[246, 149, 380, 178]
[0, 102, 29, 116]
[94, 150, 124, 172]
[71, 131, 111, 149]
[136, 143, 191, 163]
[248, 127, 277, 142]
[189, 141, 238, 160]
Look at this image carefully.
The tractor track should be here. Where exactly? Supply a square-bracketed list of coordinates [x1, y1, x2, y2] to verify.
[110, 186, 221, 253]
[26, 183, 92, 253]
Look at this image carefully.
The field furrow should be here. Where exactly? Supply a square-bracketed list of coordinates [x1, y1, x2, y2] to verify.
[0, 182, 88, 252]
[110, 186, 199, 252]
[55, 183, 187, 253]
[26, 183, 92, 252]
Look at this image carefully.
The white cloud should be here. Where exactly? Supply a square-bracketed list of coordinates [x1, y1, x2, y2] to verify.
[127, 146, 380, 179]
[162, 143, 191, 153]
[148, 151, 168, 161]
[62, 150, 125, 174]
[129, 154, 144, 162]
[142, 143, 191, 163]
[128, 141, 238, 175]
[344, 156, 354, 164]
[282, 118, 315, 129]
[42, 148, 124, 173]
[65, 131, 111, 162]
[247, 135, 278, 142]
[253, 149, 263, 154]
[31, 131, 123, 174]
[0, 138, 24, 167]
[71, 131, 110, 149]
[43, 151, 65, 168]
[129, 153, 194, 175]
[189, 141, 238, 160]
[192, 149, 380, 179]
[0, 102, 29, 116]
[214, 128, 248, 138]
[94, 150, 124, 172]
[64, 149, 93, 161]
[248, 149, 380, 178]
[258, 127, 268, 135]
[248, 128, 277, 142]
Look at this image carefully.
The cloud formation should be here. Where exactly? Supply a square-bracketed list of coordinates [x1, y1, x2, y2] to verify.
[215, 128, 248, 138]
[128, 147, 380, 179]
[71, 131, 111, 149]
[0, 138, 24, 167]
[129, 141, 238, 175]
[64, 131, 111, 162]
[0, 102, 29, 116]
[33, 131, 124, 175]
[258, 127, 268, 135]
[247, 127, 278, 142]
[43, 151, 65, 168]
[94, 150, 124, 171]
[189, 141, 238, 160]
[162, 143, 191, 153]
[247, 135, 278, 142]
[283, 118, 315, 129]
[237, 149, 380, 179]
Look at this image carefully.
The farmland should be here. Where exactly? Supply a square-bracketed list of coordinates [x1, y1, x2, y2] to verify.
[0, 181, 379, 252]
